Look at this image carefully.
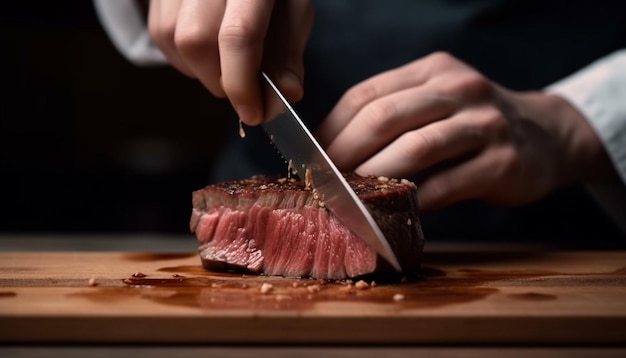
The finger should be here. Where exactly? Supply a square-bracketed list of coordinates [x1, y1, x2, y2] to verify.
[325, 84, 458, 171]
[264, 0, 313, 103]
[416, 146, 513, 212]
[355, 109, 489, 178]
[175, 0, 227, 97]
[219, 0, 275, 125]
[317, 55, 443, 147]
[148, 0, 194, 77]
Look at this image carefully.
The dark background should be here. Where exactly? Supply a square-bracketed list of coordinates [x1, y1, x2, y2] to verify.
[1, 1, 230, 234]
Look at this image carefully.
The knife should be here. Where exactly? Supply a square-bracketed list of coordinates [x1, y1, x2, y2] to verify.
[260, 72, 401, 271]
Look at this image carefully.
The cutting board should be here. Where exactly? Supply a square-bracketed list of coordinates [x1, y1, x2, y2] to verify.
[1, 247, 626, 344]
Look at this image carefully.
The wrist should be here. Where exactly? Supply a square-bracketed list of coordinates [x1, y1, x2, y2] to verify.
[540, 92, 616, 186]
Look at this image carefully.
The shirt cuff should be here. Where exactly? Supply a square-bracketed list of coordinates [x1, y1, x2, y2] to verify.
[92, 0, 167, 66]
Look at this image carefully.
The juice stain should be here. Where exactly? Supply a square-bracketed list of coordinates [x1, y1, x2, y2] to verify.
[68, 253, 626, 312]
[0, 291, 17, 298]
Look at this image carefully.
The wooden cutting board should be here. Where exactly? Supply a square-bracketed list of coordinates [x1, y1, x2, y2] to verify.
[1, 247, 625, 344]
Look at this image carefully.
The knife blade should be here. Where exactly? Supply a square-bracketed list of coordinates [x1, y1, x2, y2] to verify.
[260, 72, 401, 271]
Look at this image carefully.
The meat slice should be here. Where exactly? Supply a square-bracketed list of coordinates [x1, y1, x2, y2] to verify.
[190, 174, 424, 279]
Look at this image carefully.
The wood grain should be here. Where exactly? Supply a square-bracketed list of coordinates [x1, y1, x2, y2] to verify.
[1, 249, 625, 344]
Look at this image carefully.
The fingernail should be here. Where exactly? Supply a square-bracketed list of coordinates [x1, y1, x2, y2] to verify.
[234, 105, 260, 125]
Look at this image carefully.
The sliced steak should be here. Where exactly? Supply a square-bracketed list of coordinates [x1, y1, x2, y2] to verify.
[190, 173, 424, 279]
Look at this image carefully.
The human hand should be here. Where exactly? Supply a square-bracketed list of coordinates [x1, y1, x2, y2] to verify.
[148, 0, 313, 125]
[317, 52, 613, 212]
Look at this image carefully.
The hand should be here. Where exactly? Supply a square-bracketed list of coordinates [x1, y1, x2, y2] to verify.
[148, 0, 313, 125]
[317, 52, 614, 212]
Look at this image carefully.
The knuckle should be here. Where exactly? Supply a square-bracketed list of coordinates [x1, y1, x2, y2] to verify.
[394, 132, 423, 162]
[342, 82, 379, 111]
[362, 98, 397, 126]
[452, 72, 492, 98]
[423, 51, 464, 73]
[218, 22, 262, 50]
[480, 107, 508, 134]
[495, 145, 521, 180]
[149, 22, 176, 47]
[411, 51, 455, 75]
[407, 128, 441, 157]
[175, 25, 216, 55]
[428, 51, 454, 64]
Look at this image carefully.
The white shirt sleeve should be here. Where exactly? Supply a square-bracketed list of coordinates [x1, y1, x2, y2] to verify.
[547, 49, 626, 232]
[92, 0, 167, 66]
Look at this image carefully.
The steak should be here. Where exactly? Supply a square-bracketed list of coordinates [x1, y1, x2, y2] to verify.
[190, 173, 424, 279]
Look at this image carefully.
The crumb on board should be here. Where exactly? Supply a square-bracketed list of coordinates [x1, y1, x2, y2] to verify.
[88, 277, 97, 287]
[339, 284, 356, 295]
[239, 120, 246, 138]
[393, 293, 405, 302]
[355, 280, 369, 290]
[306, 284, 322, 293]
[260, 282, 273, 294]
